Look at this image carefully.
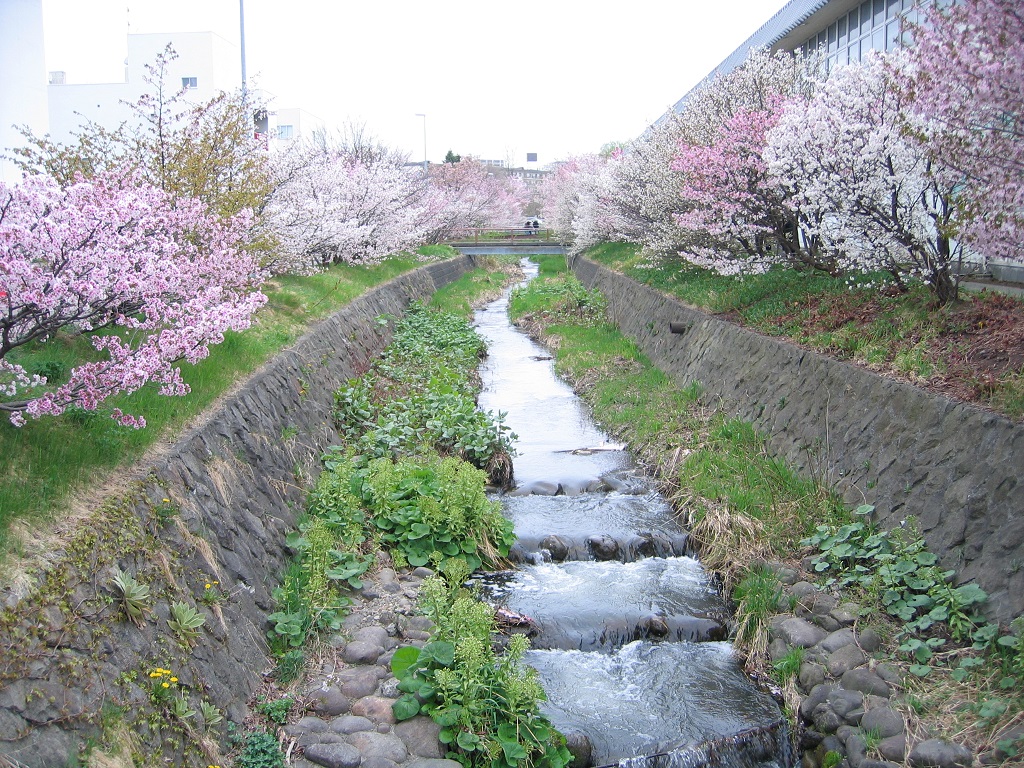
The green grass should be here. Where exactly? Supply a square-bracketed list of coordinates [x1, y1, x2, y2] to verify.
[428, 255, 521, 317]
[585, 242, 1024, 420]
[0, 247, 454, 556]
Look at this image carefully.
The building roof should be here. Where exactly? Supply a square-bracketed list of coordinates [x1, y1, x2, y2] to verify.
[660, 0, 831, 120]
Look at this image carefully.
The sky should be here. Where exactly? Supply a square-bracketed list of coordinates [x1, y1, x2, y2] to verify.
[40, 0, 786, 166]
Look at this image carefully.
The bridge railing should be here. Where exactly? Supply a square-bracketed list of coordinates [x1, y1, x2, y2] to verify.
[448, 227, 557, 244]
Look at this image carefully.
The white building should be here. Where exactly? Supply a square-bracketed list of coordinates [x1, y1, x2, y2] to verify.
[0, 0, 49, 182]
[0, 2, 316, 182]
[46, 31, 240, 144]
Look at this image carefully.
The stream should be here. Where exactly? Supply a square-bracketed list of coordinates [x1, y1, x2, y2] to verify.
[472, 260, 792, 768]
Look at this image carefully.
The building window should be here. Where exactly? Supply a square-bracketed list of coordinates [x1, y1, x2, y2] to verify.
[277, 125, 294, 140]
[182, 77, 198, 89]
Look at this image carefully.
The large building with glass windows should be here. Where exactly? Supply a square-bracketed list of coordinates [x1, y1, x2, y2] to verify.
[662, 0, 923, 119]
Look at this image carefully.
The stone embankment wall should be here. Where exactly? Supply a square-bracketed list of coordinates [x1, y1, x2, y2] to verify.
[0, 257, 474, 767]
[572, 257, 1023, 623]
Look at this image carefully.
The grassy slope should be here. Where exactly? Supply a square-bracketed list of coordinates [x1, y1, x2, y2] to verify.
[0, 250, 447, 554]
[586, 242, 1024, 420]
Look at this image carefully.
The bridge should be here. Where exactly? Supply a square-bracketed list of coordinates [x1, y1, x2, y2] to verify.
[445, 227, 565, 255]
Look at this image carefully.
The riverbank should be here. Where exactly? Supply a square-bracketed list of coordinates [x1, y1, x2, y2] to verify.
[509, 256, 1023, 768]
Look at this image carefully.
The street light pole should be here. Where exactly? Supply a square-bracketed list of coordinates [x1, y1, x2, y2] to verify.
[415, 113, 427, 174]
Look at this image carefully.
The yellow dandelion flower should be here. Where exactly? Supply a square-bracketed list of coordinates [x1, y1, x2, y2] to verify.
[205, 583, 211, 589]
[162, 682, 169, 688]
[170, 677, 178, 683]
[162, 498, 170, 503]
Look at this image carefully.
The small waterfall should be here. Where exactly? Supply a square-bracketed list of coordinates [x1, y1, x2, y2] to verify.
[474, 259, 796, 768]
[614, 722, 796, 768]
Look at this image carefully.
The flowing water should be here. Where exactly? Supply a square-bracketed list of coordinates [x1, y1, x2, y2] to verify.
[473, 260, 792, 768]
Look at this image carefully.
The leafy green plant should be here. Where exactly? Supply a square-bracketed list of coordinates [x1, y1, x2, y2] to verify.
[199, 700, 223, 731]
[390, 562, 571, 768]
[111, 567, 150, 624]
[170, 695, 196, 721]
[802, 508, 987, 641]
[256, 695, 294, 725]
[821, 750, 843, 768]
[166, 601, 205, 643]
[237, 731, 285, 768]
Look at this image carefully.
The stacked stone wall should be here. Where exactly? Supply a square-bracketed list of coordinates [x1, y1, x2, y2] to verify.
[572, 257, 1023, 623]
[0, 257, 474, 766]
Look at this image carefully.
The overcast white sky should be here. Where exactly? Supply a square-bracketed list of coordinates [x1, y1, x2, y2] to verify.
[41, 0, 784, 166]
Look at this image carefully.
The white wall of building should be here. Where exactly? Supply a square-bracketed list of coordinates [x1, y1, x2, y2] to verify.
[0, 0, 49, 182]
[47, 31, 239, 144]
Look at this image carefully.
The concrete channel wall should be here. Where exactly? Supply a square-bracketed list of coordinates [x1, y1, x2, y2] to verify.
[0, 257, 474, 766]
[572, 257, 1024, 623]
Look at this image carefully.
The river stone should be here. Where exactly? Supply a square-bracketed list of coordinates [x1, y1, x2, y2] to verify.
[908, 739, 973, 767]
[821, 628, 858, 653]
[351, 696, 397, 724]
[769, 638, 791, 661]
[558, 480, 588, 496]
[380, 677, 401, 699]
[344, 641, 384, 665]
[406, 760, 464, 768]
[874, 663, 900, 685]
[811, 593, 840, 616]
[402, 616, 433, 633]
[878, 734, 907, 761]
[512, 481, 559, 496]
[340, 667, 384, 699]
[331, 715, 376, 734]
[564, 730, 594, 768]
[799, 661, 826, 692]
[395, 716, 443, 758]
[846, 732, 868, 768]
[858, 628, 881, 652]
[828, 644, 867, 676]
[831, 603, 861, 626]
[288, 716, 330, 735]
[360, 759, 399, 768]
[312, 687, 352, 716]
[539, 535, 572, 562]
[800, 683, 837, 721]
[801, 730, 824, 749]
[304, 742, 362, 768]
[813, 614, 843, 632]
[812, 703, 843, 734]
[298, 733, 349, 749]
[348, 731, 409, 763]
[353, 626, 392, 648]
[860, 761, 902, 768]
[639, 614, 670, 638]
[776, 617, 829, 648]
[378, 568, 399, 585]
[841, 668, 891, 697]
[827, 689, 864, 719]
[412, 567, 434, 579]
[587, 534, 619, 560]
[861, 707, 903, 738]
[790, 581, 818, 600]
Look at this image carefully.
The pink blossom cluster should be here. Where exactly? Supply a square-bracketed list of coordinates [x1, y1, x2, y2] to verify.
[267, 146, 528, 272]
[421, 158, 529, 243]
[0, 170, 266, 426]
[539, 0, 1022, 304]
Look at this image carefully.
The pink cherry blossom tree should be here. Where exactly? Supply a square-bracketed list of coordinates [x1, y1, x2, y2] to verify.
[768, 51, 963, 303]
[0, 170, 266, 427]
[266, 140, 427, 273]
[419, 157, 529, 243]
[906, 0, 1024, 264]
